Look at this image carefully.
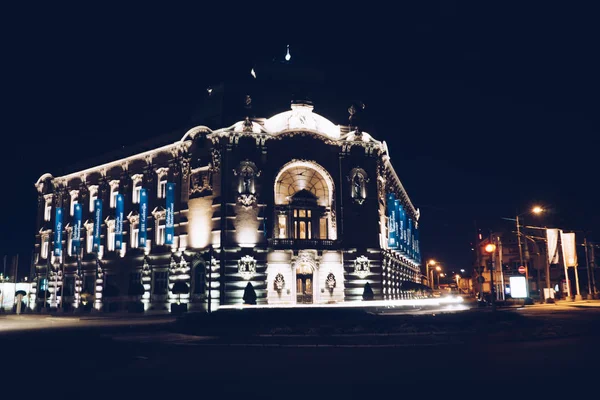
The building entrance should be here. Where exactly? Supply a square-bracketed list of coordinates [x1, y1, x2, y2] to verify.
[296, 274, 313, 304]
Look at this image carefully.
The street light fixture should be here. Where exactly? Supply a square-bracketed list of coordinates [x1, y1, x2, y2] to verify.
[515, 206, 544, 301]
[485, 242, 497, 312]
[427, 260, 437, 290]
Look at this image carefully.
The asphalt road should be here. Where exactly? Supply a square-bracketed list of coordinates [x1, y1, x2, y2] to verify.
[3, 307, 599, 398]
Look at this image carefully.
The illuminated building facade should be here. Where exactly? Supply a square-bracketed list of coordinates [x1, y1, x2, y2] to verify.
[32, 56, 422, 313]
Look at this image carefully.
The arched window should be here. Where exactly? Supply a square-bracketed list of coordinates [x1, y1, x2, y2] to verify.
[131, 174, 143, 204]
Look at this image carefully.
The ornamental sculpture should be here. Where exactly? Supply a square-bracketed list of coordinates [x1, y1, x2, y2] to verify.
[274, 273, 285, 292]
[326, 272, 336, 291]
[238, 255, 257, 280]
[353, 255, 371, 279]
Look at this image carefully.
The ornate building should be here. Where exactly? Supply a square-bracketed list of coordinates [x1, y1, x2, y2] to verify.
[32, 57, 421, 313]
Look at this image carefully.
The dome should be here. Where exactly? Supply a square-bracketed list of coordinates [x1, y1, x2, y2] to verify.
[264, 102, 341, 139]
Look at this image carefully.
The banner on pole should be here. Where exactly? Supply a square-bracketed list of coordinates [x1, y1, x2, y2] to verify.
[93, 199, 102, 253]
[165, 183, 175, 245]
[115, 194, 124, 250]
[139, 189, 148, 248]
[72, 203, 82, 253]
[54, 208, 63, 257]
[395, 200, 403, 252]
[546, 228, 560, 264]
[387, 193, 397, 248]
[560, 231, 578, 267]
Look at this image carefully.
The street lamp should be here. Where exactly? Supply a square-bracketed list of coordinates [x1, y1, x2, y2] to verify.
[427, 260, 436, 290]
[515, 206, 544, 301]
[485, 243, 497, 312]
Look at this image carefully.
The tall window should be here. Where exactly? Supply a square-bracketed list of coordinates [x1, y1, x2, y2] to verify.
[109, 180, 120, 208]
[70, 191, 79, 216]
[158, 178, 168, 199]
[319, 217, 328, 239]
[67, 227, 73, 257]
[44, 198, 52, 221]
[152, 271, 168, 295]
[41, 235, 49, 259]
[89, 185, 98, 213]
[193, 264, 205, 294]
[156, 220, 165, 246]
[85, 226, 93, 253]
[293, 209, 312, 239]
[278, 215, 287, 238]
[107, 221, 115, 252]
[132, 175, 143, 204]
[131, 223, 139, 249]
[156, 168, 169, 199]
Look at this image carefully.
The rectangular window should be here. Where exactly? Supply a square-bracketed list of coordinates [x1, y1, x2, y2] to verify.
[67, 230, 73, 257]
[133, 185, 142, 204]
[158, 179, 167, 199]
[278, 215, 287, 238]
[70, 197, 78, 216]
[307, 221, 311, 239]
[44, 201, 52, 222]
[152, 271, 168, 295]
[64, 276, 75, 297]
[110, 190, 119, 208]
[107, 224, 115, 251]
[41, 237, 49, 259]
[319, 218, 327, 239]
[86, 229, 93, 253]
[156, 222, 165, 246]
[89, 192, 97, 213]
[131, 224, 139, 249]
[307, 210, 311, 218]
[299, 209, 306, 218]
[299, 221, 306, 239]
[83, 275, 95, 295]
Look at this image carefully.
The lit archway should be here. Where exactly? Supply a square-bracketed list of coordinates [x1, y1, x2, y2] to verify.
[273, 160, 336, 240]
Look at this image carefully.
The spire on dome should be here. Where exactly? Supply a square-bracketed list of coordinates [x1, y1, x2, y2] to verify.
[285, 44, 291, 61]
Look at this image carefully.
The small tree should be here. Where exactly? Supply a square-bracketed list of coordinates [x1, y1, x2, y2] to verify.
[362, 282, 374, 301]
[243, 282, 257, 305]
[171, 281, 189, 305]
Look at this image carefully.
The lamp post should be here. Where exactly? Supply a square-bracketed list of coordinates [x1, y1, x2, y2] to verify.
[427, 260, 436, 290]
[435, 265, 441, 290]
[485, 242, 497, 312]
[455, 274, 461, 293]
[511, 206, 544, 301]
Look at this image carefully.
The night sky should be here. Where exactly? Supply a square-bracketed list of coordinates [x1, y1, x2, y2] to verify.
[3, 2, 599, 278]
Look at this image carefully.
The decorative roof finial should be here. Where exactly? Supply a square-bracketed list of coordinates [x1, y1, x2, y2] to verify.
[285, 44, 291, 61]
[348, 101, 366, 137]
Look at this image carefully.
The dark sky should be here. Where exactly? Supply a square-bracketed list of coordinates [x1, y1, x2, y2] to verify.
[3, 2, 599, 278]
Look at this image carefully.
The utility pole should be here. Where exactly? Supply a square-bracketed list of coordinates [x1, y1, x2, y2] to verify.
[516, 215, 528, 298]
[585, 238, 593, 300]
[590, 244, 597, 297]
[544, 230, 553, 303]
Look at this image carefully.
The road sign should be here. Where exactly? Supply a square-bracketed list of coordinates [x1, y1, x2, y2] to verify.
[518, 266, 526, 274]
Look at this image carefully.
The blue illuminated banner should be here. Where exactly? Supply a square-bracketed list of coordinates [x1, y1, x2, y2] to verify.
[139, 189, 147, 248]
[72, 203, 82, 253]
[395, 200, 403, 252]
[387, 193, 397, 248]
[407, 218, 413, 259]
[397, 201, 405, 253]
[115, 194, 124, 250]
[54, 208, 63, 257]
[93, 199, 102, 253]
[165, 183, 175, 245]
[414, 225, 420, 263]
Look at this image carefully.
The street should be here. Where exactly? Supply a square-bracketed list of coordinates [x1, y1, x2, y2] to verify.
[2, 305, 599, 398]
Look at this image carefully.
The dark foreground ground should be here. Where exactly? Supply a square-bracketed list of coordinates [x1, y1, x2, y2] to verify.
[3, 305, 599, 398]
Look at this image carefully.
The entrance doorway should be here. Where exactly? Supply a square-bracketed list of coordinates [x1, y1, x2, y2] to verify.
[296, 274, 313, 304]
